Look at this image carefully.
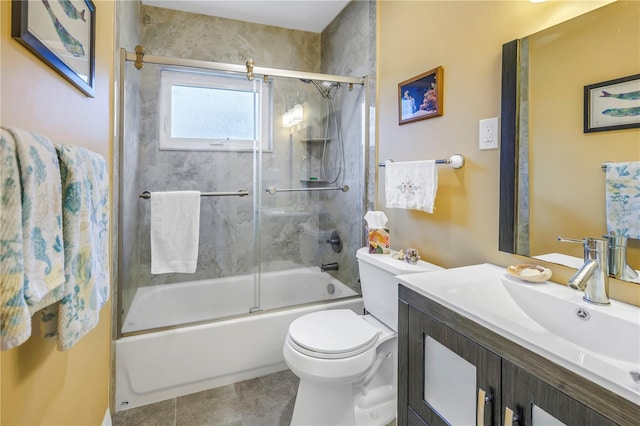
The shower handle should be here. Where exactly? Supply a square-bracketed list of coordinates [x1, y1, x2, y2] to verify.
[326, 230, 342, 253]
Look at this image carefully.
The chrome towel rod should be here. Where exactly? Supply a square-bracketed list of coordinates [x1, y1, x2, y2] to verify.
[266, 185, 349, 195]
[378, 154, 465, 169]
[139, 190, 249, 199]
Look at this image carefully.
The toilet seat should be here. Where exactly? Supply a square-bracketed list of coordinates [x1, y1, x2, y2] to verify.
[287, 310, 381, 359]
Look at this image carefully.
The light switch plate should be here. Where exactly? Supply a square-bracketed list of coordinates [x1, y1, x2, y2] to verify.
[479, 117, 499, 150]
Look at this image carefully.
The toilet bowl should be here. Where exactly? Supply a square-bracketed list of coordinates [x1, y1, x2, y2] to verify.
[284, 248, 443, 425]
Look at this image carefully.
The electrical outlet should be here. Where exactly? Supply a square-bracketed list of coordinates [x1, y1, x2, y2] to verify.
[479, 117, 499, 150]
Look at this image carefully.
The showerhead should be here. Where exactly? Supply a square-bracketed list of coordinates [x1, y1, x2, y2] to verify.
[300, 78, 340, 99]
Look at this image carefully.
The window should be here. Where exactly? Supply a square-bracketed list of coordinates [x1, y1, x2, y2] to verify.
[159, 69, 272, 151]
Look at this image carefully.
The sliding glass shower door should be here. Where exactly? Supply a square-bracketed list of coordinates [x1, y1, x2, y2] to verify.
[117, 51, 367, 336]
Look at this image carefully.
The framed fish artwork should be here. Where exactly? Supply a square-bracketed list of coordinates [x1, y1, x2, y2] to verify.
[11, 0, 95, 97]
[584, 73, 640, 133]
[398, 66, 443, 125]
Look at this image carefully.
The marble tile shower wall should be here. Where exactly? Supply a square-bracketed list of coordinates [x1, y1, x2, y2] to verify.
[117, 0, 142, 316]
[121, 4, 375, 301]
[319, 0, 376, 291]
[134, 6, 321, 287]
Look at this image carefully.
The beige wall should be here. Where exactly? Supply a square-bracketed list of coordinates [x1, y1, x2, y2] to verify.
[377, 0, 639, 305]
[0, 0, 114, 424]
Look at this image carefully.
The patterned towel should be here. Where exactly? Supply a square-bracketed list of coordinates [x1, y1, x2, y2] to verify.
[40, 144, 110, 351]
[605, 161, 640, 239]
[385, 160, 438, 213]
[0, 129, 31, 350]
[5, 127, 66, 313]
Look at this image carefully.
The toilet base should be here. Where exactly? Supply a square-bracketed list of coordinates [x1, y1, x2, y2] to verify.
[291, 380, 356, 426]
[354, 384, 396, 425]
[290, 380, 397, 426]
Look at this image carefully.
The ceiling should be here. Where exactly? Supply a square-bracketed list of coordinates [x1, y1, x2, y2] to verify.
[141, 0, 352, 33]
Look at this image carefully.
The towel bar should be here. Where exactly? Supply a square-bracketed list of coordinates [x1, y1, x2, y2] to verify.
[139, 190, 249, 199]
[378, 154, 465, 169]
[266, 185, 349, 195]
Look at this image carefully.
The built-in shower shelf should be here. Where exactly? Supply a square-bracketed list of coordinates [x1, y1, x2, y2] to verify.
[299, 139, 330, 143]
[300, 179, 328, 183]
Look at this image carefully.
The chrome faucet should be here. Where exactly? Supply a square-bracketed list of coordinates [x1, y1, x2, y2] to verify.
[558, 236, 610, 305]
[320, 262, 339, 272]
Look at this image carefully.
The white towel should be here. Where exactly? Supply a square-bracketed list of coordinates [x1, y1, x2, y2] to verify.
[151, 191, 201, 274]
[385, 160, 438, 213]
[605, 161, 640, 239]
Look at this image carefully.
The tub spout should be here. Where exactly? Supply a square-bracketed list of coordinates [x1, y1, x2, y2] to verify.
[320, 262, 339, 272]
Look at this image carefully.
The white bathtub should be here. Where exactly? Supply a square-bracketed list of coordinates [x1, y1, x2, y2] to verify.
[122, 267, 356, 333]
[115, 268, 363, 411]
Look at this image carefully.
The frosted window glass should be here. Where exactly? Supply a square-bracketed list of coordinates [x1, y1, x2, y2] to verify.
[158, 69, 271, 152]
[171, 85, 254, 140]
[424, 336, 476, 425]
[532, 405, 566, 426]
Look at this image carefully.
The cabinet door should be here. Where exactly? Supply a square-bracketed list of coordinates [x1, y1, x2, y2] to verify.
[408, 306, 501, 425]
[501, 360, 617, 426]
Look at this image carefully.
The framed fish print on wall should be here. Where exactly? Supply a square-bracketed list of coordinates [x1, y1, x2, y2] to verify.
[11, 0, 96, 97]
[584, 74, 640, 133]
[398, 66, 444, 125]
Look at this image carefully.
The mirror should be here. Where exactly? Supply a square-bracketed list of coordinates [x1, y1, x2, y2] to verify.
[499, 1, 640, 283]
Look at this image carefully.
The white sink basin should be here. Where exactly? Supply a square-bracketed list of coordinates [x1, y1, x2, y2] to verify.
[503, 276, 640, 366]
[397, 263, 640, 405]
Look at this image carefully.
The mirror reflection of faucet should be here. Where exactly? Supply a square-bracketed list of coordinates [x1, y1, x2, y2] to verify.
[558, 236, 610, 306]
[603, 235, 639, 281]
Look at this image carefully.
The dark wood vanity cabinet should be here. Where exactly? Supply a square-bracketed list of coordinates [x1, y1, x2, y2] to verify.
[501, 360, 614, 425]
[406, 303, 501, 425]
[398, 285, 633, 426]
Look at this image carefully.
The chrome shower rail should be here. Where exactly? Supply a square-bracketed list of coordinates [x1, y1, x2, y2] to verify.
[265, 185, 349, 195]
[139, 190, 249, 199]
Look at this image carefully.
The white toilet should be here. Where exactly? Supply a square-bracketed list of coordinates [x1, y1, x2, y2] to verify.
[283, 247, 443, 425]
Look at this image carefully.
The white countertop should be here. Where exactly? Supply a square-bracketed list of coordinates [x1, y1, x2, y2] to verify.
[396, 263, 640, 406]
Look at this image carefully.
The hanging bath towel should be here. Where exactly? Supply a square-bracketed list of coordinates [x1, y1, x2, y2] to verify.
[3, 127, 66, 314]
[605, 161, 640, 239]
[0, 129, 32, 350]
[40, 144, 110, 351]
[385, 160, 438, 213]
[150, 191, 201, 274]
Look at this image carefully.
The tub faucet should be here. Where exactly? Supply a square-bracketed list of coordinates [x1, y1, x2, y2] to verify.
[320, 262, 339, 272]
[558, 236, 610, 305]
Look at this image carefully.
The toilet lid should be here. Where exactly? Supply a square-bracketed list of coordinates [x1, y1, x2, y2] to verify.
[288, 310, 381, 359]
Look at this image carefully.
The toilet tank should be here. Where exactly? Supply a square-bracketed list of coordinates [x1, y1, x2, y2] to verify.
[356, 247, 443, 331]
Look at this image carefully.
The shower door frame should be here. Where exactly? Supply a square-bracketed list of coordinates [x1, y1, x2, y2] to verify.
[115, 48, 370, 339]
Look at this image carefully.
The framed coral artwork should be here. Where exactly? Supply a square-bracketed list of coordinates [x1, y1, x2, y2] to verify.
[398, 66, 443, 125]
[11, 0, 95, 97]
[584, 73, 640, 133]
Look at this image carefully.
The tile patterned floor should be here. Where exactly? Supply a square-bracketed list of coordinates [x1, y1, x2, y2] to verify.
[113, 370, 298, 426]
[113, 369, 397, 426]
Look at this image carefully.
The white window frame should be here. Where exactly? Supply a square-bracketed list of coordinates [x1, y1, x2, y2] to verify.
[159, 69, 272, 152]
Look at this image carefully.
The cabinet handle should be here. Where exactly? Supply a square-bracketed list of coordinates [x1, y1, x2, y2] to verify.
[477, 388, 493, 426]
[504, 406, 520, 426]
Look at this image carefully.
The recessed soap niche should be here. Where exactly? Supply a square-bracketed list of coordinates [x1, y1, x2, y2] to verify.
[295, 125, 335, 184]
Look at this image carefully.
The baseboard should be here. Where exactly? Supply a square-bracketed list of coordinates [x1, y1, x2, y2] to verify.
[102, 408, 112, 426]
